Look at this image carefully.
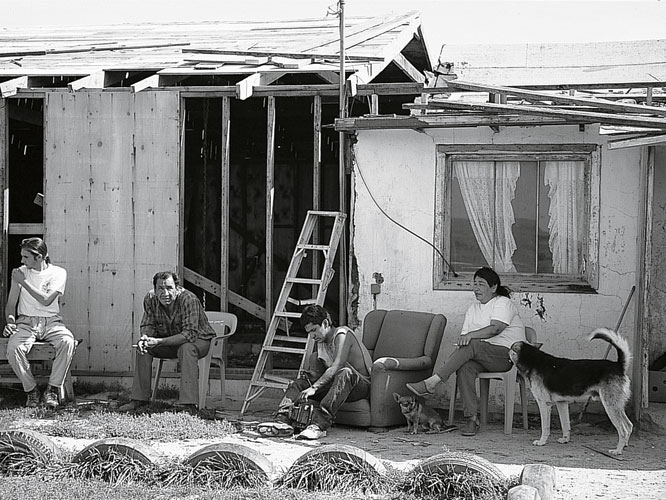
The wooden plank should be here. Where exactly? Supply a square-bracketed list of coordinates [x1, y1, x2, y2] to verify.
[220, 96, 230, 310]
[408, 100, 666, 130]
[312, 95, 322, 298]
[0, 98, 6, 315]
[7, 223, 44, 234]
[228, 291, 266, 321]
[183, 48, 384, 62]
[607, 134, 666, 150]
[236, 73, 261, 101]
[134, 91, 181, 349]
[392, 53, 425, 83]
[266, 95, 275, 326]
[447, 80, 666, 117]
[69, 71, 106, 90]
[131, 74, 160, 93]
[0, 76, 28, 98]
[335, 114, 586, 131]
[44, 92, 91, 370]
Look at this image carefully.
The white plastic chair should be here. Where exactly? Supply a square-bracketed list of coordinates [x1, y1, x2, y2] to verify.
[152, 311, 238, 409]
[448, 327, 538, 435]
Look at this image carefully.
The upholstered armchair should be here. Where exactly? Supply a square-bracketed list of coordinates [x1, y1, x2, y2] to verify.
[335, 309, 447, 429]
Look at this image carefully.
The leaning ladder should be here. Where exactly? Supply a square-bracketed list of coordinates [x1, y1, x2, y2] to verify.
[239, 210, 346, 416]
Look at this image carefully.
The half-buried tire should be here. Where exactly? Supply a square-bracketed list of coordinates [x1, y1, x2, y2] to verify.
[72, 437, 155, 466]
[412, 451, 506, 482]
[292, 444, 386, 476]
[0, 429, 61, 463]
[184, 443, 276, 484]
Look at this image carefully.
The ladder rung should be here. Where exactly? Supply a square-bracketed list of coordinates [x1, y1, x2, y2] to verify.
[249, 380, 287, 390]
[264, 374, 291, 385]
[286, 278, 321, 284]
[308, 210, 346, 218]
[273, 335, 308, 344]
[263, 346, 307, 355]
[298, 244, 330, 251]
[287, 297, 317, 306]
[274, 311, 302, 318]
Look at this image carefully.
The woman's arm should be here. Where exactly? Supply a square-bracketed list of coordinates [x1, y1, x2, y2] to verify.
[458, 320, 507, 345]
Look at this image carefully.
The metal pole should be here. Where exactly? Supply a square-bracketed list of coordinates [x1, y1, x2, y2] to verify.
[338, 0, 347, 324]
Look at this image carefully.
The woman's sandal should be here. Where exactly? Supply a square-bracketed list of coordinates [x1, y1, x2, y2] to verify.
[406, 381, 435, 397]
[257, 421, 294, 437]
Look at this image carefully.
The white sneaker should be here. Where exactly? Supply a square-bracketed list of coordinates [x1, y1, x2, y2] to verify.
[296, 424, 326, 440]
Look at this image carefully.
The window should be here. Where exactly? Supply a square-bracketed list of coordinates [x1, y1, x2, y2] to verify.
[434, 145, 600, 292]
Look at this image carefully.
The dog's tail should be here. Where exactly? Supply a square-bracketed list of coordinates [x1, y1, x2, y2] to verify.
[589, 327, 632, 374]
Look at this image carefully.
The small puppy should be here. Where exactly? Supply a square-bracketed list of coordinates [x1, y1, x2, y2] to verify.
[393, 392, 443, 434]
[510, 328, 633, 455]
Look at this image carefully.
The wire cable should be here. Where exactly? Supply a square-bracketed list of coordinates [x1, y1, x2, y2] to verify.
[354, 155, 458, 277]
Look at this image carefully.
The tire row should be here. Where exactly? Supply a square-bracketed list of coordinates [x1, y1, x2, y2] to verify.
[0, 429, 554, 498]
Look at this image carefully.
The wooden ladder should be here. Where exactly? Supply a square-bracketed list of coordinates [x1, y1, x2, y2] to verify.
[239, 210, 346, 416]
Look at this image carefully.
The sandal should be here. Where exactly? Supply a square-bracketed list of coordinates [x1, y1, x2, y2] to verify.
[257, 421, 294, 437]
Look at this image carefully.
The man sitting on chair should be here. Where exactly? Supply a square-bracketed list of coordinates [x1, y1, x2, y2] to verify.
[3, 237, 76, 409]
[119, 271, 215, 413]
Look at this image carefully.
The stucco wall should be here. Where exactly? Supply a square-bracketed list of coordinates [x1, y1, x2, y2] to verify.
[350, 125, 641, 383]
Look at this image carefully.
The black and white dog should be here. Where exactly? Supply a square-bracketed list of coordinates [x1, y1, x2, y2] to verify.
[509, 328, 633, 455]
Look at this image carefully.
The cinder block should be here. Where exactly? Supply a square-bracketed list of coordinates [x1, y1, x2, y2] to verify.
[648, 371, 666, 403]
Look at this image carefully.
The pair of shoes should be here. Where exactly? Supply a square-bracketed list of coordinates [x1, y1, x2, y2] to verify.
[296, 424, 326, 440]
[406, 380, 435, 397]
[461, 418, 480, 436]
[118, 400, 149, 412]
[257, 421, 294, 437]
[172, 403, 198, 415]
[25, 388, 41, 408]
[42, 386, 59, 409]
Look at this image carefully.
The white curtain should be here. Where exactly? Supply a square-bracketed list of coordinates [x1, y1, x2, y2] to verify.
[543, 161, 584, 274]
[454, 161, 520, 273]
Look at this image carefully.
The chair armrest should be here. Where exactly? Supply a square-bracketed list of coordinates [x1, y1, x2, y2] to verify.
[373, 355, 432, 372]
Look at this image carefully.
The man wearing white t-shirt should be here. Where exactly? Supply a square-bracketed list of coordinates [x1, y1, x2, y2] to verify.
[2, 238, 76, 408]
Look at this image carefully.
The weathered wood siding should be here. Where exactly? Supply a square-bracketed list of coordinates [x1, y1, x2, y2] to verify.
[648, 145, 666, 365]
[44, 91, 180, 373]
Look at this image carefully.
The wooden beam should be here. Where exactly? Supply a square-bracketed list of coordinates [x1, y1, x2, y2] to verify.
[235, 72, 285, 100]
[184, 48, 384, 62]
[407, 100, 666, 130]
[392, 53, 426, 84]
[265, 96, 276, 326]
[335, 114, 586, 131]
[228, 290, 266, 321]
[312, 95, 322, 298]
[131, 75, 160, 93]
[447, 80, 666, 117]
[8, 223, 44, 234]
[69, 71, 107, 90]
[607, 134, 666, 150]
[220, 96, 230, 311]
[370, 94, 379, 115]
[317, 71, 340, 85]
[0, 76, 28, 98]
[0, 99, 6, 316]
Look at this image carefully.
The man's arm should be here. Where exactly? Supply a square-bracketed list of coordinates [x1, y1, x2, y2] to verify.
[3, 282, 20, 337]
[11, 268, 61, 306]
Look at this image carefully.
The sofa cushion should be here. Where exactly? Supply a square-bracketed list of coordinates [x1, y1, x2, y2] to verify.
[372, 310, 434, 360]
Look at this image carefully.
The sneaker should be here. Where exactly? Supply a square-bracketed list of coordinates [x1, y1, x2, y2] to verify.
[25, 388, 41, 408]
[461, 418, 480, 436]
[43, 387, 59, 409]
[118, 400, 149, 412]
[296, 424, 326, 440]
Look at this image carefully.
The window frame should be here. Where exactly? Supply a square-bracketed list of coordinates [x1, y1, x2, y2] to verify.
[433, 144, 600, 293]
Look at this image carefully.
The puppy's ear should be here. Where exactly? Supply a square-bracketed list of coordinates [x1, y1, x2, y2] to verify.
[393, 392, 401, 402]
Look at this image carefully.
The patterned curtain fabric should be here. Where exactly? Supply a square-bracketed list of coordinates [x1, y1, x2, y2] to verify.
[454, 161, 520, 273]
[543, 161, 585, 274]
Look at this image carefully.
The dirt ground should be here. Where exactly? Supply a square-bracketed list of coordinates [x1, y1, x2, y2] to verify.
[5, 391, 666, 500]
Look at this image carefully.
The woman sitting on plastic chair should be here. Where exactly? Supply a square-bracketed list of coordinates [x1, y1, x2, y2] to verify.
[406, 267, 525, 437]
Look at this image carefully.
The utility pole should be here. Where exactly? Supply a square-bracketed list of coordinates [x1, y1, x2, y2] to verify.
[338, 0, 347, 324]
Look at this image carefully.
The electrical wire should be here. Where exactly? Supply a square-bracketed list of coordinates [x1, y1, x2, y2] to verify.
[354, 155, 458, 277]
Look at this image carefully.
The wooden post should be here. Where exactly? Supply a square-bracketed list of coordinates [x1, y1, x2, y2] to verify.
[646, 87, 653, 106]
[0, 98, 6, 315]
[312, 95, 322, 295]
[338, 0, 347, 324]
[220, 96, 231, 312]
[266, 96, 276, 325]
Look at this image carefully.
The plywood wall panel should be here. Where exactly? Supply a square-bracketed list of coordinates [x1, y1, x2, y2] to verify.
[45, 90, 181, 374]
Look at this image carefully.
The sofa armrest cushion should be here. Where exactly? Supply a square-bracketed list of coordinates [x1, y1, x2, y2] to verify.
[373, 355, 432, 372]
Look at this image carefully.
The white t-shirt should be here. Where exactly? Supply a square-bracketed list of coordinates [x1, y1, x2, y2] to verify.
[461, 295, 525, 349]
[17, 264, 67, 317]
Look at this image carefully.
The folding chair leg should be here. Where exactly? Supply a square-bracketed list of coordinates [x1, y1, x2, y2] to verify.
[152, 359, 164, 400]
[198, 358, 210, 410]
[479, 379, 490, 426]
[448, 376, 457, 425]
[504, 378, 517, 435]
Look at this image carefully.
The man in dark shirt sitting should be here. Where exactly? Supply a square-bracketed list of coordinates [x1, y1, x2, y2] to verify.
[119, 271, 215, 412]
